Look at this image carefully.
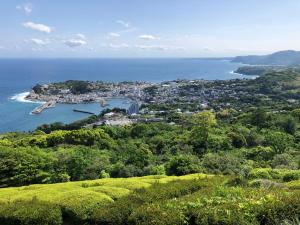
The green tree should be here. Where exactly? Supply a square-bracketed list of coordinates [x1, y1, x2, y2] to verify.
[190, 111, 217, 154]
[166, 155, 200, 176]
[280, 116, 297, 135]
[264, 131, 294, 154]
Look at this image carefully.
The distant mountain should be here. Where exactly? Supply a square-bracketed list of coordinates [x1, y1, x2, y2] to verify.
[232, 50, 300, 65]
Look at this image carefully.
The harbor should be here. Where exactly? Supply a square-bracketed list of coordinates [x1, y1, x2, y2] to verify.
[31, 101, 56, 115]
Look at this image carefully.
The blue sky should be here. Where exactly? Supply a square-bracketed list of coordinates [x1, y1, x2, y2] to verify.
[1, 0, 300, 57]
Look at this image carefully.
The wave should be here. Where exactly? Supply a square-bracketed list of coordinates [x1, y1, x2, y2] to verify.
[229, 70, 259, 79]
[10, 92, 44, 104]
[229, 70, 241, 75]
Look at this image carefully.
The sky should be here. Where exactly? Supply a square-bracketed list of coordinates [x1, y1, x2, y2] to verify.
[1, 0, 300, 58]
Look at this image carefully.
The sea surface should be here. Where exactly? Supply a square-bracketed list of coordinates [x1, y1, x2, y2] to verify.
[0, 58, 245, 133]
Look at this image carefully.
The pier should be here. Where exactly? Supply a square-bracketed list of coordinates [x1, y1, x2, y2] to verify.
[31, 101, 56, 115]
[73, 109, 95, 115]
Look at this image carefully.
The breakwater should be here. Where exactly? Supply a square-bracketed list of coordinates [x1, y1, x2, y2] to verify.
[31, 101, 56, 114]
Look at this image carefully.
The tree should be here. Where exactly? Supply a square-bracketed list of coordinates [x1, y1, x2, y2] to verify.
[228, 132, 247, 148]
[166, 155, 200, 176]
[250, 108, 269, 129]
[264, 131, 294, 154]
[244, 146, 274, 161]
[271, 153, 295, 169]
[280, 116, 297, 135]
[291, 108, 300, 121]
[201, 153, 242, 175]
[190, 111, 217, 154]
[0, 146, 54, 187]
[192, 111, 217, 128]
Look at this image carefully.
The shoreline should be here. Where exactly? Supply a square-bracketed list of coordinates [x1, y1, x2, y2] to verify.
[229, 70, 259, 79]
[11, 92, 46, 104]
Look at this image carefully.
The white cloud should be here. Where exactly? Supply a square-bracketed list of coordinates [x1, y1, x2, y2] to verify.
[116, 20, 130, 28]
[108, 32, 120, 38]
[109, 43, 129, 49]
[16, 3, 33, 15]
[29, 38, 50, 45]
[139, 34, 159, 40]
[64, 39, 87, 48]
[76, 33, 86, 40]
[22, 22, 53, 34]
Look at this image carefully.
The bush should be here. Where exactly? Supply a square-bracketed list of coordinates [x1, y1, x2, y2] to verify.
[129, 203, 185, 225]
[271, 153, 295, 169]
[249, 168, 300, 182]
[264, 131, 294, 154]
[166, 155, 200, 176]
[99, 170, 110, 178]
[91, 179, 207, 225]
[228, 132, 247, 148]
[201, 153, 243, 175]
[249, 168, 272, 180]
[244, 146, 274, 161]
[282, 172, 300, 182]
[256, 193, 300, 225]
[0, 200, 62, 225]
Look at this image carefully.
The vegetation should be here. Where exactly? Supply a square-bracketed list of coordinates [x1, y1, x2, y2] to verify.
[1, 69, 300, 224]
[234, 66, 283, 76]
[0, 174, 299, 225]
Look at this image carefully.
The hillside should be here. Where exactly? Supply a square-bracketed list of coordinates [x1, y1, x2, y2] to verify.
[0, 173, 299, 225]
[232, 50, 300, 65]
[1, 70, 300, 224]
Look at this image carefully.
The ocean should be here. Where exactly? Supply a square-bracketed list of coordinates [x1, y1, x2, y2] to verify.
[0, 58, 245, 133]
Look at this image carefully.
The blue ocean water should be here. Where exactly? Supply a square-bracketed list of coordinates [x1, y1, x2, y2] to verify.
[0, 58, 244, 133]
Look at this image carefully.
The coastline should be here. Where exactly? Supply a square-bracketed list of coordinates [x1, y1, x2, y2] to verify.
[229, 70, 259, 79]
[11, 92, 46, 104]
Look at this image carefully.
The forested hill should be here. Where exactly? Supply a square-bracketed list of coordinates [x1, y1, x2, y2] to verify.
[232, 50, 300, 65]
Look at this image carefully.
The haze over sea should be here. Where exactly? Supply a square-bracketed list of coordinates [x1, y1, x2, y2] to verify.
[0, 58, 245, 133]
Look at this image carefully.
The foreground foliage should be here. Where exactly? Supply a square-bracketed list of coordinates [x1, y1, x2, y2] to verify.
[0, 174, 299, 225]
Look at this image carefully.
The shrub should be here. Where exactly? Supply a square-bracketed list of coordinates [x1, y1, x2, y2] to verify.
[249, 168, 272, 180]
[282, 172, 300, 182]
[243, 146, 274, 161]
[99, 170, 110, 178]
[264, 131, 294, 154]
[0, 200, 62, 225]
[271, 153, 295, 169]
[256, 193, 300, 225]
[228, 132, 247, 148]
[201, 153, 243, 175]
[166, 155, 200, 176]
[129, 203, 185, 225]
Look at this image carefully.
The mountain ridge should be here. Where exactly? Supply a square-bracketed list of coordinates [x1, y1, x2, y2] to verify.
[232, 50, 300, 65]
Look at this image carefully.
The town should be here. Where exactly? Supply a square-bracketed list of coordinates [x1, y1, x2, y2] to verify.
[25, 69, 300, 128]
